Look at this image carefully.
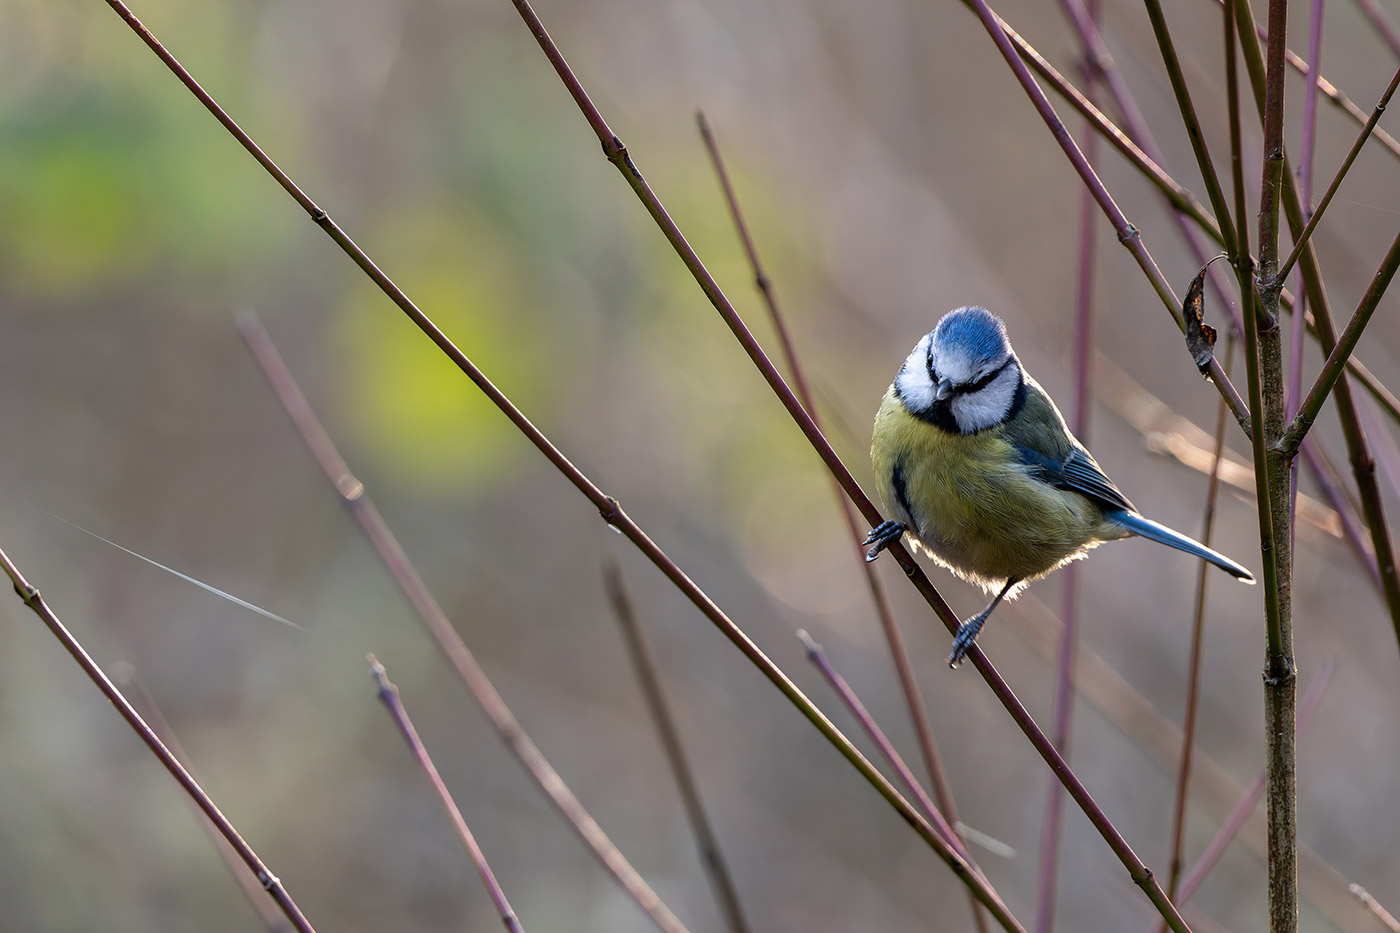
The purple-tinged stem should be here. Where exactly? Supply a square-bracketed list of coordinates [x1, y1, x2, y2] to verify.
[1277, 64, 1400, 285]
[1299, 439, 1382, 587]
[1288, 0, 1325, 419]
[694, 110, 987, 933]
[603, 564, 751, 933]
[1035, 19, 1100, 928]
[1217, 0, 1400, 163]
[368, 655, 525, 933]
[237, 315, 690, 933]
[1286, 0, 1325, 545]
[1355, 395, 1400, 508]
[1350, 885, 1400, 932]
[797, 632, 981, 871]
[0, 548, 318, 933]
[1160, 340, 1235, 931]
[1351, 0, 1400, 57]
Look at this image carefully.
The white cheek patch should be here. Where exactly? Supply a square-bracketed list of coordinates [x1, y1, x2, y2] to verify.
[895, 334, 937, 409]
[950, 364, 1020, 432]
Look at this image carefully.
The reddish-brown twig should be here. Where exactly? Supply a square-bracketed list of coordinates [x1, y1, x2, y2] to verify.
[368, 655, 525, 933]
[0, 548, 317, 933]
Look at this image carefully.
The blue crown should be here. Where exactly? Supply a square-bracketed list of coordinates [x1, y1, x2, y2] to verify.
[933, 306, 1011, 363]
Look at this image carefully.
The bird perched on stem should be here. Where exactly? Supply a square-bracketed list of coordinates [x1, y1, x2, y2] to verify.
[865, 306, 1254, 667]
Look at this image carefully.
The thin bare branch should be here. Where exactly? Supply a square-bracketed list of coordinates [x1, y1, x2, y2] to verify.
[1213, 0, 1400, 163]
[1284, 226, 1400, 452]
[603, 563, 751, 933]
[237, 314, 690, 933]
[1277, 65, 1400, 284]
[1035, 13, 1101, 922]
[368, 655, 525, 933]
[1166, 338, 1235, 912]
[0, 548, 317, 933]
[1141, 0, 1239, 256]
[118, 668, 291, 933]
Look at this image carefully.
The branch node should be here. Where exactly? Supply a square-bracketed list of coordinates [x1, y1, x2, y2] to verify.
[12, 581, 38, 604]
[603, 134, 627, 163]
[598, 495, 624, 526]
[1116, 223, 1140, 246]
[1263, 661, 1297, 687]
[257, 869, 280, 891]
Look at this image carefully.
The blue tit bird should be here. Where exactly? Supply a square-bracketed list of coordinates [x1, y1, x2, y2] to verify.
[864, 306, 1255, 667]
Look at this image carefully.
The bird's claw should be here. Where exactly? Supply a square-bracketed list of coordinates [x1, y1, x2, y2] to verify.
[947, 612, 990, 668]
[862, 520, 907, 562]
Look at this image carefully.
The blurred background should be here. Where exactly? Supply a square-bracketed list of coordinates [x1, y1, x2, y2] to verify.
[2, 0, 1399, 929]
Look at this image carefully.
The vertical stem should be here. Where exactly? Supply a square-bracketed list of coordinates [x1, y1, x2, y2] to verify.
[1035, 23, 1100, 927]
[1233, 0, 1400, 652]
[1165, 338, 1236, 915]
[1288, 0, 1325, 540]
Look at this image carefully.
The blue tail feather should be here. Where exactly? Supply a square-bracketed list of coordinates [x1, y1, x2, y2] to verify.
[1108, 510, 1256, 583]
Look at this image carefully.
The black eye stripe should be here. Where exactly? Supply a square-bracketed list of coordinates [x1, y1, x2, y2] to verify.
[951, 357, 1014, 396]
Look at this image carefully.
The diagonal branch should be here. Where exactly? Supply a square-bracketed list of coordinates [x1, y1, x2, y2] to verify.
[0, 548, 318, 933]
[1141, 0, 1239, 257]
[694, 110, 988, 933]
[368, 656, 526, 933]
[1277, 65, 1400, 284]
[104, 1, 1191, 927]
[238, 315, 692, 933]
[1283, 225, 1400, 452]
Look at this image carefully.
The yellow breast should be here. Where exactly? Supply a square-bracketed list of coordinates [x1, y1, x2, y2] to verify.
[870, 388, 1116, 588]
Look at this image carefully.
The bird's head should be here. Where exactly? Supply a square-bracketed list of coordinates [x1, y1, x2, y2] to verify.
[895, 306, 1023, 433]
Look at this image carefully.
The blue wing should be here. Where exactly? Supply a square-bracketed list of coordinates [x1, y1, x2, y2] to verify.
[1015, 444, 1137, 514]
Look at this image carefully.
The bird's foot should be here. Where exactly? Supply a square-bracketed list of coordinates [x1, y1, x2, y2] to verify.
[947, 610, 992, 669]
[862, 521, 908, 562]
